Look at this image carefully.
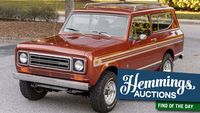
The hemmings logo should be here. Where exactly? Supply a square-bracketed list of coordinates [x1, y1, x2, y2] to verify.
[120, 73, 195, 99]
[117, 69, 200, 102]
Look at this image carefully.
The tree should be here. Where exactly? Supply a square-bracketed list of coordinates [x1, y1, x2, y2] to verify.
[65, 0, 74, 19]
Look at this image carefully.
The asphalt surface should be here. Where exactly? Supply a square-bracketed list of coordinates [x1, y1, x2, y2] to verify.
[0, 23, 199, 113]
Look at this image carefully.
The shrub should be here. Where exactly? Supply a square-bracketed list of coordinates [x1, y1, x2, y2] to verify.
[0, 6, 2, 18]
[0, 4, 58, 22]
[39, 5, 58, 22]
[17, 9, 29, 21]
[161, 0, 200, 11]
[0, 5, 19, 20]
[26, 6, 42, 21]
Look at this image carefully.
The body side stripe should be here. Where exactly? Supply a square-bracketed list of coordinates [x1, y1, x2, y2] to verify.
[95, 35, 183, 60]
[136, 52, 183, 70]
[94, 37, 183, 67]
[102, 37, 182, 62]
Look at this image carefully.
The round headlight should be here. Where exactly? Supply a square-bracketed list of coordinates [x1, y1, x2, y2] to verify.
[74, 60, 84, 71]
[19, 53, 28, 64]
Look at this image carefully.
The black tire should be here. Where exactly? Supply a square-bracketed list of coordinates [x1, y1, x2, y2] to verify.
[19, 80, 47, 100]
[160, 53, 173, 72]
[89, 71, 117, 113]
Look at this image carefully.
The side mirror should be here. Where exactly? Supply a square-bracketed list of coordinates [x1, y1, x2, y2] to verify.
[139, 34, 147, 40]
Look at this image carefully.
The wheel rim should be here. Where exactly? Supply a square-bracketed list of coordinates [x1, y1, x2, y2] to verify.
[163, 60, 172, 72]
[104, 80, 116, 105]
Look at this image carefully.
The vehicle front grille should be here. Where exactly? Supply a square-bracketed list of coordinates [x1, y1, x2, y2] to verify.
[29, 53, 71, 71]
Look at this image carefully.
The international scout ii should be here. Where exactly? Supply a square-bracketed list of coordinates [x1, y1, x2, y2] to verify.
[13, 2, 184, 113]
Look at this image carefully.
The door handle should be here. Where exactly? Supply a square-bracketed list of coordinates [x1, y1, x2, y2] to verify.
[175, 31, 178, 35]
[151, 38, 157, 42]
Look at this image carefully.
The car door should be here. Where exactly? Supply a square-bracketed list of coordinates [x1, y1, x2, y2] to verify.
[150, 12, 182, 63]
[128, 14, 161, 70]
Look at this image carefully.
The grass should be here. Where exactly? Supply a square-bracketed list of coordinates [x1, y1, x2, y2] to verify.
[0, 0, 199, 20]
[0, 0, 88, 11]
[176, 11, 200, 20]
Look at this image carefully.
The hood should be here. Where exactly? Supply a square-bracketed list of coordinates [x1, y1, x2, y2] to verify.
[18, 33, 124, 57]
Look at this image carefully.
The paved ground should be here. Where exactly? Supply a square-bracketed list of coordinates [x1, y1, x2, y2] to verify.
[0, 23, 199, 113]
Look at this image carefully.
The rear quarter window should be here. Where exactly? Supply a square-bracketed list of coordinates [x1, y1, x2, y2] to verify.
[152, 13, 172, 32]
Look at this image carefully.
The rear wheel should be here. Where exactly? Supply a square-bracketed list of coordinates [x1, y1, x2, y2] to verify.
[89, 71, 117, 113]
[19, 80, 47, 100]
[160, 53, 173, 72]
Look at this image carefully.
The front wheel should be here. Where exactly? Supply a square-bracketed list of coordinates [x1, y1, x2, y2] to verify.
[19, 80, 47, 100]
[160, 53, 173, 72]
[89, 71, 117, 113]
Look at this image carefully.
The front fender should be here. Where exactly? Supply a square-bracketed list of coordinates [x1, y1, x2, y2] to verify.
[89, 62, 119, 86]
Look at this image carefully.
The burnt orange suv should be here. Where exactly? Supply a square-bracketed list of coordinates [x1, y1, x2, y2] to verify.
[13, 2, 184, 113]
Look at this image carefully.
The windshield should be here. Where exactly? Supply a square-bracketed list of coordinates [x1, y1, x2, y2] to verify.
[62, 13, 129, 38]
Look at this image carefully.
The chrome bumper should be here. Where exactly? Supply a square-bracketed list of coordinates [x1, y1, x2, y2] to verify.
[13, 72, 89, 91]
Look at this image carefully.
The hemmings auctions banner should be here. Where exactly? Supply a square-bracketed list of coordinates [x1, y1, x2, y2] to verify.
[117, 69, 200, 102]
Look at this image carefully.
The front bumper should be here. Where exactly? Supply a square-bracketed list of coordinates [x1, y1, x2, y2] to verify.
[13, 72, 89, 91]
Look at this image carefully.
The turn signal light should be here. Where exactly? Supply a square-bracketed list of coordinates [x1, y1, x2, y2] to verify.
[20, 67, 30, 73]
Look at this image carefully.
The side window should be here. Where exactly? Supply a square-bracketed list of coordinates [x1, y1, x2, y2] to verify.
[152, 13, 172, 32]
[131, 15, 150, 40]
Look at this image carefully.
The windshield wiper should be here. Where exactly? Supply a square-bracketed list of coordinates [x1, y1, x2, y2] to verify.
[65, 28, 79, 32]
[92, 31, 111, 37]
